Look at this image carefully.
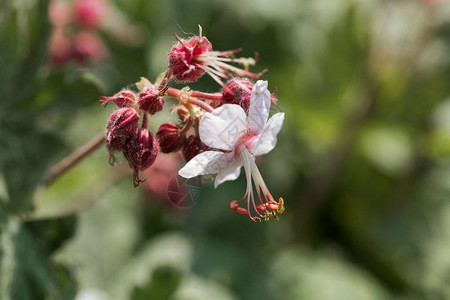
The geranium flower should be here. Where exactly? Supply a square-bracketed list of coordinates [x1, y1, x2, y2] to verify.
[178, 80, 285, 221]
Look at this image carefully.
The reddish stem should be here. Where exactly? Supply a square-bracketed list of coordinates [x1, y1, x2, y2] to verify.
[166, 87, 214, 112]
[42, 132, 106, 187]
[142, 112, 149, 129]
[190, 90, 223, 101]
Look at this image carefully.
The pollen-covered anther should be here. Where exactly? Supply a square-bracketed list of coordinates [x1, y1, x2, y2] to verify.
[277, 197, 285, 214]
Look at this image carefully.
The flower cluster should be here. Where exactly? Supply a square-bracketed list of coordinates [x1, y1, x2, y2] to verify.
[100, 26, 285, 221]
[48, 0, 142, 66]
[49, 0, 107, 66]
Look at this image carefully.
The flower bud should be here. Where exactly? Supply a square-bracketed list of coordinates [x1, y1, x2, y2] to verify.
[73, 0, 105, 29]
[157, 123, 183, 153]
[167, 35, 212, 82]
[222, 78, 254, 112]
[100, 90, 136, 108]
[106, 107, 140, 143]
[124, 128, 159, 187]
[183, 135, 209, 162]
[138, 86, 165, 115]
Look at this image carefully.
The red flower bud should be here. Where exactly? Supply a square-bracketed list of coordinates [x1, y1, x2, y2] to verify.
[124, 128, 159, 187]
[100, 90, 136, 108]
[183, 135, 210, 162]
[222, 78, 254, 112]
[106, 107, 140, 143]
[167, 35, 212, 82]
[157, 123, 183, 153]
[138, 86, 166, 115]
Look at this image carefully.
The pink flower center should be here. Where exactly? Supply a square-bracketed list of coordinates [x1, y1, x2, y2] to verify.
[235, 131, 258, 154]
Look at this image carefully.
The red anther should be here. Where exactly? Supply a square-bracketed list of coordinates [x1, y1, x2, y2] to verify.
[252, 217, 262, 222]
[267, 203, 279, 211]
[235, 207, 249, 215]
[100, 90, 136, 108]
[138, 86, 165, 115]
[229, 200, 239, 210]
[256, 204, 267, 212]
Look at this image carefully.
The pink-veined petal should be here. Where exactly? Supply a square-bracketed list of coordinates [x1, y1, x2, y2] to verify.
[214, 158, 243, 188]
[199, 104, 247, 150]
[248, 80, 271, 134]
[253, 112, 284, 156]
[178, 151, 232, 178]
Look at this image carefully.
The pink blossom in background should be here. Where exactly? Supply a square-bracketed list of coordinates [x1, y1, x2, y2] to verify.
[73, 0, 106, 29]
[73, 31, 106, 63]
[49, 28, 73, 66]
[49, 0, 72, 27]
[143, 153, 182, 200]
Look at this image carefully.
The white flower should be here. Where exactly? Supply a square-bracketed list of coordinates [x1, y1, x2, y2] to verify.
[178, 80, 285, 221]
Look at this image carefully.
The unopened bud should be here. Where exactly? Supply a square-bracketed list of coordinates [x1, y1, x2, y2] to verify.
[106, 107, 140, 143]
[167, 35, 212, 82]
[124, 128, 159, 187]
[183, 135, 209, 162]
[157, 123, 183, 153]
[100, 90, 136, 108]
[138, 86, 166, 115]
[222, 78, 254, 112]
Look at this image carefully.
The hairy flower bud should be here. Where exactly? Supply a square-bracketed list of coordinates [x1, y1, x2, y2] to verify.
[138, 86, 166, 115]
[183, 135, 210, 162]
[157, 123, 183, 153]
[100, 90, 136, 108]
[222, 78, 254, 112]
[168, 35, 212, 82]
[73, 0, 105, 29]
[124, 128, 159, 187]
[106, 107, 140, 143]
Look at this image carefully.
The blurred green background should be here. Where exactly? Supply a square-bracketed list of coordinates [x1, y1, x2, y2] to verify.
[2, 0, 450, 299]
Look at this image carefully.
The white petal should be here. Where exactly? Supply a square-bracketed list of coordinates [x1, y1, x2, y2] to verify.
[248, 80, 271, 134]
[253, 112, 285, 156]
[178, 151, 233, 178]
[199, 104, 247, 150]
[214, 159, 242, 188]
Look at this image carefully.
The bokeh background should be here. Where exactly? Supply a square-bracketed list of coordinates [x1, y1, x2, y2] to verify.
[2, 0, 450, 299]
